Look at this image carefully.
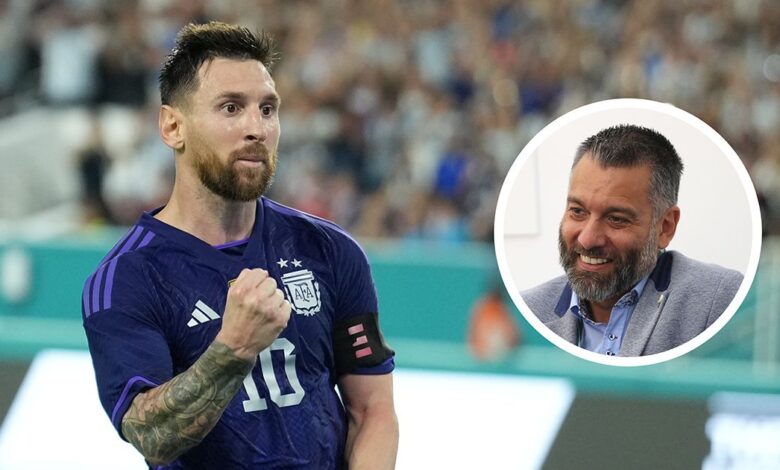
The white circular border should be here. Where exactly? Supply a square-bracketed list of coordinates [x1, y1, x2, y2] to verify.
[494, 98, 763, 367]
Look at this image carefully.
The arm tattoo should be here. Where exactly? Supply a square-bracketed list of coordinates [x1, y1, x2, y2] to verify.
[121, 341, 254, 465]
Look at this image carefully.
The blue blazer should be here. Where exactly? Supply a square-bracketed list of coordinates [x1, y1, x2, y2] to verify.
[521, 251, 744, 356]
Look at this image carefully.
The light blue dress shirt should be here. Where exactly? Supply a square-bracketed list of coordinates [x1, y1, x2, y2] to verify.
[569, 274, 650, 356]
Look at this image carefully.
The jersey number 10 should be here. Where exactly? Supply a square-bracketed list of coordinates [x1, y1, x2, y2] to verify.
[241, 338, 306, 412]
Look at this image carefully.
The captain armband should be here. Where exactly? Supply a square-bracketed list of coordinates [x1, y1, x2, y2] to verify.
[333, 313, 394, 376]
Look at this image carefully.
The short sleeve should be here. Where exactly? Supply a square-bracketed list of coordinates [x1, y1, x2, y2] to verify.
[328, 228, 394, 375]
[82, 256, 173, 439]
[331, 229, 379, 319]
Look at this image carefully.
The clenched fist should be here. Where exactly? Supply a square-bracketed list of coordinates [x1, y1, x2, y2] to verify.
[215, 268, 291, 361]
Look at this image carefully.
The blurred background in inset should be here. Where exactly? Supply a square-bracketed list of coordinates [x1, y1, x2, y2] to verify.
[0, 0, 778, 468]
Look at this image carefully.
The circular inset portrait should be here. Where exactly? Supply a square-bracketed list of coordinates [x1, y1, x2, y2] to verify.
[494, 99, 761, 366]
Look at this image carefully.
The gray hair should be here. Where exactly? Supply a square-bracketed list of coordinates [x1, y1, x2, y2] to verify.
[572, 124, 684, 219]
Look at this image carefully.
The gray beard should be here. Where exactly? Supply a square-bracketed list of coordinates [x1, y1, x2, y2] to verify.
[558, 228, 659, 302]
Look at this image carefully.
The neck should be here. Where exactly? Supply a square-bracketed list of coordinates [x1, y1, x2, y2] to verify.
[156, 171, 257, 246]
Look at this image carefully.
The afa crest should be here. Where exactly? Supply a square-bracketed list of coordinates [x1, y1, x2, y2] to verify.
[281, 269, 322, 316]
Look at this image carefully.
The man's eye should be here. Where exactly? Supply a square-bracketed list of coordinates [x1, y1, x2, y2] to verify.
[261, 104, 276, 116]
[608, 216, 629, 225]
[569, 207, 586, 218]
[223, 103, 239, 113]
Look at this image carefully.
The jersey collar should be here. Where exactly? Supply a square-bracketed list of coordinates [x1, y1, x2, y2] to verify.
[138, 198, 267, 269]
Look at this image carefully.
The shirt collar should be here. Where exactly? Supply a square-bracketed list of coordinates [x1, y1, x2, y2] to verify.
[569, 273, 651, 318]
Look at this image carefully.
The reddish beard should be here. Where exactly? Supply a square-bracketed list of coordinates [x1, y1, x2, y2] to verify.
[192, 142, 277, 201]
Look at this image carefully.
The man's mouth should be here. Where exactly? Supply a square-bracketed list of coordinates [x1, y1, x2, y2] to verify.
[579, 254, 609, 265]
[236, 154, 266, 163]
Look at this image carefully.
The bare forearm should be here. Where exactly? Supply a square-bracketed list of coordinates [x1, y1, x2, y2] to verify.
[347, 407, 399, 470]
[121, 341, 254, 465]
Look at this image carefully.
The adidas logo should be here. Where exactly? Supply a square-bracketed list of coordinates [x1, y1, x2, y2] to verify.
[187, 300, 221, 327]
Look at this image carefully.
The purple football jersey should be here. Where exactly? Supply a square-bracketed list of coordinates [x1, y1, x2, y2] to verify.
[82, 198, 394, 469]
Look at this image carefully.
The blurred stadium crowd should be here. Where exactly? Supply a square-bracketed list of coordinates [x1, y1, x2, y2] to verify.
[1, 0, 779, 239]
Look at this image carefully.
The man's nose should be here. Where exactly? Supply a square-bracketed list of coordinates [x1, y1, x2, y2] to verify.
[244, 107, 268, 142]
[577, 218, 607, 250]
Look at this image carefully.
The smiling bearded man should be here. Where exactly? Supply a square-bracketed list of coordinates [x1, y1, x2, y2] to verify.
[522, 124, 744, 358]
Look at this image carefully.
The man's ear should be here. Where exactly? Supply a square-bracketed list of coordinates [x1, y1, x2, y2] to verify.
[657, 205, 680, 249]
[159, 105, 185, 151]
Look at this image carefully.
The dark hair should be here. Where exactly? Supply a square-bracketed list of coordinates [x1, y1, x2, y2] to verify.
[159, 21, 278, 106]
[572, 124, 684, 217]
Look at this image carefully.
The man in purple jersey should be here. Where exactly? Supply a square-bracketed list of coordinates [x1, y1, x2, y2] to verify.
[82, 22, 397, 469]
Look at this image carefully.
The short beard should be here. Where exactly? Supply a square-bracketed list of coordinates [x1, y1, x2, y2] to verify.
[192, 141, 277, 202]
[558, 225, 659, 303]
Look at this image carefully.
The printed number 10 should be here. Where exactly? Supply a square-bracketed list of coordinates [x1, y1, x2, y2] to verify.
[242, 338, 305, 412]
